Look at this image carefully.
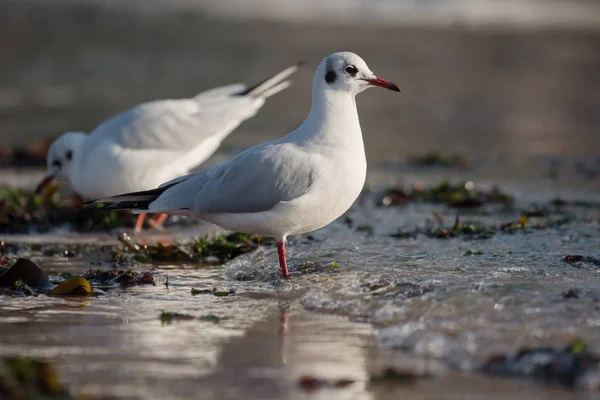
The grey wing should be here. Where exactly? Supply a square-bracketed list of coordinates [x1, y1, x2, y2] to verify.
[149, 143, 317, 215]
[194, 143, 318, 214]
[84, 95, 262, 153]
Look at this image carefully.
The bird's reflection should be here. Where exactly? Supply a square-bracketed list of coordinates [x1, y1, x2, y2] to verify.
[279, 303, 290, 366]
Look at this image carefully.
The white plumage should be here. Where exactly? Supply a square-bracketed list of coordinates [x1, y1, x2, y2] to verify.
[37, 63, 301, 200]
[93, 52, 400, 277]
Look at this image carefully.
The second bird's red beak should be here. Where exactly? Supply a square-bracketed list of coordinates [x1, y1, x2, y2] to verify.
[361, 77, 400, 92]
[35, 175, 55, 194]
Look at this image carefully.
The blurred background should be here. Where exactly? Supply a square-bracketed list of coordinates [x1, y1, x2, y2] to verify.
[1, 0, 599, 192]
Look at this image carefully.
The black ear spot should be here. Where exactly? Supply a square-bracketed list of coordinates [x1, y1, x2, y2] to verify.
[325, 69, 337, 83]
[324, 58, 336, 84]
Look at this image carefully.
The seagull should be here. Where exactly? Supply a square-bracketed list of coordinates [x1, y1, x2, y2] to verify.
[35, 61, 301, 231]
[90, 52, 400, 277]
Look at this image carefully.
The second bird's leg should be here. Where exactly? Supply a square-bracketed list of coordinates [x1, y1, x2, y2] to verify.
[148, 213, 168, 230]
[134, 213, 147, 233]
[277, 241, 289, 278]
[134, 213, 168, 232]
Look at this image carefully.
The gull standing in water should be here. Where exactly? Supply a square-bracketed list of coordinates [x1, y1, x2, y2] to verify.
[90, 52, 400, 277]
[36, 62, 301, 231]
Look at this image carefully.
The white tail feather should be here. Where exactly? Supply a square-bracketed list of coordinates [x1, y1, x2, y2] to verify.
[258, 80, 292, 99]
[244, 62, 302, 97]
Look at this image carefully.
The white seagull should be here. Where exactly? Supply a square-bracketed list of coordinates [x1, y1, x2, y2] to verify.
[36, 61, 301, 231]
[91, 52, 400, 277]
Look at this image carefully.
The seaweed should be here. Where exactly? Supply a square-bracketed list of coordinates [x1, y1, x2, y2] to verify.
[297, 375, 355, 392]
[11, 280, 36, 296]
[191, 232, 268, 261]
[562, 255, 600, 268]
[159, 311, 194, 325]
[482, 339, 600, 389]
[0, 254, 11, 268]
[563, 289, 579, 299]
[114, 232, 269, 265]
[369, 367, 425, 384]
[295, 261, 341, 275]
[84, 268, 155, 287]
[356, 224, 374, 236]
[426, 219, 496, 240]
[0, 187, 136, 233]
[499, 216, 529, 233]
[409, 151, 472, 169]
[159, 311, 225, 325]
[379, 180, 513, 208]
[0, 356, 74, 399]
[391, 215, 496, 240]
[391, 213, 576, 241]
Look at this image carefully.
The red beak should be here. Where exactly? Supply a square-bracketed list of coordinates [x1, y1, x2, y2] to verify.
[35, 175, 55, 194]
[361, 77, 400, 92]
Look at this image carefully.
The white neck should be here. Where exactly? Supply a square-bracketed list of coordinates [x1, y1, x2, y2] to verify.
[292, 84, 364, 153]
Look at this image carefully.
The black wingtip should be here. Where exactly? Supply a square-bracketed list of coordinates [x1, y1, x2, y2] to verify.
[82, 200, 113, 210]
[238, 61, 302, 97]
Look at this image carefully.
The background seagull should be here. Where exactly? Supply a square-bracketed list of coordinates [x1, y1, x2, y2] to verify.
[90, 51, 400, 276]
[36, 61, 301, 231]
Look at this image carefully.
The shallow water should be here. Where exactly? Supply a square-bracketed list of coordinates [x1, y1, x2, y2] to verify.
[1, 194, 599, 398]
[1, 2, 600, 399]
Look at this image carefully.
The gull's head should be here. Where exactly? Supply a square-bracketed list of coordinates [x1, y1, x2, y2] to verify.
[36, 131, 87, 194]
[316, 52, 400, 95]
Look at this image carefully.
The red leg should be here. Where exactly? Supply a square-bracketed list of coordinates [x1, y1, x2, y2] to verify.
[277, 241, 289, 278]
[134, 213, 147, 233]
[148, 213, 168, 230]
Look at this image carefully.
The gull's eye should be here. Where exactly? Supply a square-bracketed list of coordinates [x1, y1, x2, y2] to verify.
[52, 160, 62, 168]
[344, 65, 358, 76]
[65, 150, 73, 161]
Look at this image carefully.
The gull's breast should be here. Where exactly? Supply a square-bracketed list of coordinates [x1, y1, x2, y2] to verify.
[277, 148, 367, 236]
